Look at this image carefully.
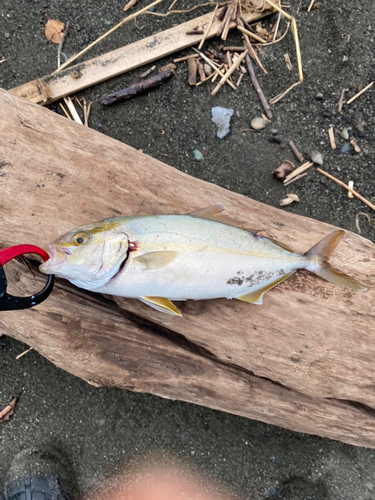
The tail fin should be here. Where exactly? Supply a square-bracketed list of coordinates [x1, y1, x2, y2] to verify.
[305, 230, 366, 291]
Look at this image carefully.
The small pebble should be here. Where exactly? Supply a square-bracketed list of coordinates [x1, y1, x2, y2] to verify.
[315, 92, 323, 100]
[97, 122, 103, 129]
[4, 32, 10, 38]
[270, 128, 279, 135]
[203, 64, 212, 76]
[365, 482, 374, 492]
[193, 149, 203, 161]
[339, 128, 349, 140]
[340, 143, 350, 154]
[355, 121, 366, 135]
[310, 150, 323, 165]
[342, 55, 348, 62]
[251, 117, 268, 131]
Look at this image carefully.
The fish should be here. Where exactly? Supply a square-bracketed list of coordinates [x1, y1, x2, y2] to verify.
[39, 204, 366, 316]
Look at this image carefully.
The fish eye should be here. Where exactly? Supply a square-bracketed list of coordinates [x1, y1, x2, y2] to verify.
[73, 233, 89, 246]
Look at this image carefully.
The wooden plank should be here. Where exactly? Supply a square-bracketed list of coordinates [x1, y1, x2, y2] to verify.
[7, 7, 274, 105]
[0, 88, 374, 448]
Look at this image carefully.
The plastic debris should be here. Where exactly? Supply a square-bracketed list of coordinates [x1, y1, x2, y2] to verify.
[211, 107, 234, 139]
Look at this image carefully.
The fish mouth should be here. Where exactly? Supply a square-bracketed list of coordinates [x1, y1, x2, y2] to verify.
[39, 244, 72, 273]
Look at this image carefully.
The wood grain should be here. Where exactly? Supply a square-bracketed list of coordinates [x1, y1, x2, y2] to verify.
[0, 88, 374, 447]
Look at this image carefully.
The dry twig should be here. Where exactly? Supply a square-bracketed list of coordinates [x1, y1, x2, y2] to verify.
[317, 168, 375, 212]
[283, 161, 313, 184]
[237, 25, 267, 44]
[244, 54, 272, 119]
[64, 96, 83, 124]
[16, 347, 33, 360]
[192, 48, 236, 90]
[328, 127, 336, 150]
[346, 81, 374, 105]
[283, 172, 308, 186]
[288, 140, 304, 162]
[307, 0, 316, 12]
[355, 212, 375, 234]
[338, 88, 346, 112]
[211, 49, 248, 96]
[198, 4, 218, 50]
[140, 65, 156, 78]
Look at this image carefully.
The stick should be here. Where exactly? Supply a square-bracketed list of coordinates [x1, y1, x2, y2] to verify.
[198, 4, 218, 50]
[307, 0, 316, 12]
[124, 0, 139, 11]
[140, 65, 156, 78]
[63, 96, 83, 124]
[265, 0, 303, 82]
[338, 88, 346, 112]
[270, 81, 301, 105]
[346, 81, 374, 105]
[283, 172, 308, 186]
[99, 68, 174, 105]
[237, 25, 267, 44]
[237, 19, 267, 75]
[16, 347, 33, 360]
[59, 102, 71, 120]
[53, 0, 165, 74]
[317, 168, 375, 212]
[244, 54, 272, 120]
[174, 54, 198, 63]
[211, 50, 248, 96]
[196, 60, 206, 82]
[328, 127, 336, 150]
[288, 140, 304, 162]
[222, 46, 246, 52]
[283, 161, 313, 184]
[0, 58, 9, 64]
[187, 58, 198, 86]
[192, 49, 236, 90]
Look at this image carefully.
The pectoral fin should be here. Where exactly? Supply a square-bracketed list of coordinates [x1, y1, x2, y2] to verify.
[134, 251, 179, 270]
[140, 296, 182, 316]
[237, 272, 295, 305]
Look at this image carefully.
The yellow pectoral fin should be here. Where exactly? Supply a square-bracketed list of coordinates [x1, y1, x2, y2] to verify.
[141, 296, 182, 316]
[238, 272, 295, 305]
[134, 251, 179, 270]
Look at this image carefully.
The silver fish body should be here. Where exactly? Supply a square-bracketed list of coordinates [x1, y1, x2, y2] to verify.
[39, 205, 365, 316]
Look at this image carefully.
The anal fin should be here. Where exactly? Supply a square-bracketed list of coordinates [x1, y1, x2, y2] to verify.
[237, 272, 295, 305]
[140, 296, 182, 316]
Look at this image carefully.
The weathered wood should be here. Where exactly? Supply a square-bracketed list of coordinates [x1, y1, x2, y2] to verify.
[7, 7, 273, 105]
[0, 88, 374, 447]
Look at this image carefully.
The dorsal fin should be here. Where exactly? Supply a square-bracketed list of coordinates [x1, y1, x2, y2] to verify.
[188, 204, 246, 229]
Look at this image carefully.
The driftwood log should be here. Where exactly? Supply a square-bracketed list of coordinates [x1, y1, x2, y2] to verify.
[0, 88, 374, 447]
